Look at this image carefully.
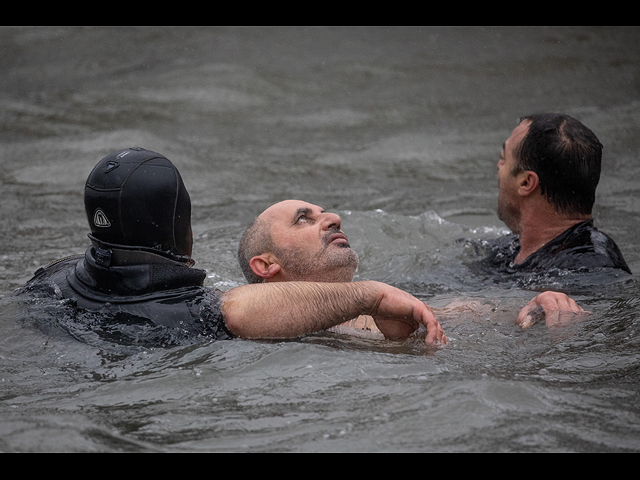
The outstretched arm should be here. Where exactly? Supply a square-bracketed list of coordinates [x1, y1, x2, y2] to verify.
[220, 281, 447, 345]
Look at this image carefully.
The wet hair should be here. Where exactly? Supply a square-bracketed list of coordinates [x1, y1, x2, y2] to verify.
[513, 113, 603, 216]
[84, 147, 193, 261]
[237, 216, 272, 284]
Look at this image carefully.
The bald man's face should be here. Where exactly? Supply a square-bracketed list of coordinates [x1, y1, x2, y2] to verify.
[258, 200, 358, 282]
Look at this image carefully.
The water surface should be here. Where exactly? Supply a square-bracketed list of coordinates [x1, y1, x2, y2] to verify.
[1, 26, 639, 452]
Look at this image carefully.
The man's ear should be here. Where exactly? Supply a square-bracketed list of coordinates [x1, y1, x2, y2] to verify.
[517, 170, 540, 197]
[249, 254, 281, 280]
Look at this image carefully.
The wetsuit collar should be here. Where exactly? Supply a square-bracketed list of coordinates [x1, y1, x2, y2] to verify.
[88, 234, 195, 268]
[71, 243, 206, 298]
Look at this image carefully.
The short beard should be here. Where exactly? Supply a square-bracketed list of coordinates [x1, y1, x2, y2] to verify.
[273, 230, 359, 283]
[497, 195, 521, 235]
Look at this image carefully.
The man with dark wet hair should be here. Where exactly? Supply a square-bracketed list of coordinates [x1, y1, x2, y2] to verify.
[239, 200, 586, 332]
[483, 113, 630, 274]
[14, 148, 447, 346]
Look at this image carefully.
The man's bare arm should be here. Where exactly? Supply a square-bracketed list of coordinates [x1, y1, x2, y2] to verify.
[220, 281, 447, 345]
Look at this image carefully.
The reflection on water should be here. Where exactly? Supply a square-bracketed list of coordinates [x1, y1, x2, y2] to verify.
[1, 26, 639, 452]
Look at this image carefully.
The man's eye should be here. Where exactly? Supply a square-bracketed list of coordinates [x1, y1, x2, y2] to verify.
[295, 213, 315, 225]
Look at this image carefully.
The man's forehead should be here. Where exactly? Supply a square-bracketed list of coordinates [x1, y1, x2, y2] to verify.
[261, 200, 324, 219]
[508, 119, 531, 147]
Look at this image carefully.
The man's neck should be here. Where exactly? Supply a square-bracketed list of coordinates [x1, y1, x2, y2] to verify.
[514, 208, 591, 264]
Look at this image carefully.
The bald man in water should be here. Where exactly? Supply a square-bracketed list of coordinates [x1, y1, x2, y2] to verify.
[238, 199, 402, 338]
[238, 200, 585, 333]
[236, 199, 446, 343]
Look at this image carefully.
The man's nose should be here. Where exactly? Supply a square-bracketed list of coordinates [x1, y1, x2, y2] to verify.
[321, 211, 342, 231]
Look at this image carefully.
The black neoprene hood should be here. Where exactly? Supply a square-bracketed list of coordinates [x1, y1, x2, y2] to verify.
[84, 147, 192, 257]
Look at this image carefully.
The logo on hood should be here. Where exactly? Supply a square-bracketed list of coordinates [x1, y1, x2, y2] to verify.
[93, 208, 112, 228]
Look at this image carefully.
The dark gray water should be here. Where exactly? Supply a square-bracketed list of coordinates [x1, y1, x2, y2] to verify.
[1, 26, 639, 452]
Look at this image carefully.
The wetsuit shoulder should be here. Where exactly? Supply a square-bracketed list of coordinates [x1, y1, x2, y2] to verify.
[521, 220, 631, 273]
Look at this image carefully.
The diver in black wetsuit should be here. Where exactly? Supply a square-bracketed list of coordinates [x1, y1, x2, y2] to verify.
[14, 147, 233, 345]
[14, 147, 449, 347]
[474, 112, 630, 278]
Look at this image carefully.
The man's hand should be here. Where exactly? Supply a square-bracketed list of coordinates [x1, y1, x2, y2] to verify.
[517, 291, 587, 329]
[369, 282, 448, 345]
